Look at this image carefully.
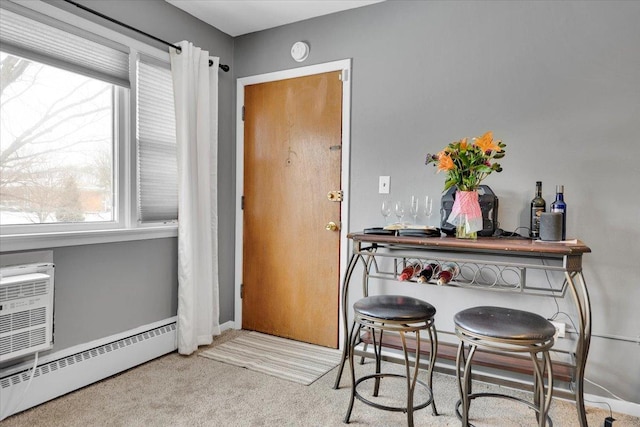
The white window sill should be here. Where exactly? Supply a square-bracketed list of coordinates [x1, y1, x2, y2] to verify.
[0, 226, 178, 252]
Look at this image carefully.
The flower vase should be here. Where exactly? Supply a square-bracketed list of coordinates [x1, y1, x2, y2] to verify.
[447, 190, 482, 240]
[455, 212, 478, 240]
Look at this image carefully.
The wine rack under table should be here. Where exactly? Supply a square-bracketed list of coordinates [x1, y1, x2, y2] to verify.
[333, 232, 592, 427]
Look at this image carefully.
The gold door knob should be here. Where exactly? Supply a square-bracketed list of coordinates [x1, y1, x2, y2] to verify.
[325, 221, 340, 231]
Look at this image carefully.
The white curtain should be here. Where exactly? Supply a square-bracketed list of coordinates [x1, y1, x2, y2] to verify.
[170, 41, 220, 355]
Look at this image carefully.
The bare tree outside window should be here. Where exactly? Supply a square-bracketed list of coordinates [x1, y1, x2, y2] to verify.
[0, 52, 115, 225]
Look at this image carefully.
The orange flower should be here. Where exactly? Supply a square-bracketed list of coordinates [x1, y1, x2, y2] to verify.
[437, 151, 455, 172]
[474, 131, 502, 153]
[426, 131, 506, 191]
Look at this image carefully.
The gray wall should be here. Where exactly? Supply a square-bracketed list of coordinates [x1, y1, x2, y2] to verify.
[51, 239, 178, 349]
[234, 0, 640, 403]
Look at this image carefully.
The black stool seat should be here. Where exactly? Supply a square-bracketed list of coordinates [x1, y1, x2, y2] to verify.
[454, 306, 556, 341]
[354, 295, 436, 322]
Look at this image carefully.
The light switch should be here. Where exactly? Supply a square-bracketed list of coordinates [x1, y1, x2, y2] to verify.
[379, 176, 390, 194]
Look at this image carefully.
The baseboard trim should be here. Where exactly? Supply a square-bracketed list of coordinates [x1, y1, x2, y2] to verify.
[219, 320, 235, 332]
[1, 317, 178, 420]
[580, 393, 640, 418]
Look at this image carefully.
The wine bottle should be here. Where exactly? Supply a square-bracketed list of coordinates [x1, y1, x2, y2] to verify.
[530, 181, 546, 239]
[399, 262, 421, 281]
[416, 263, 440, 283]
[436, 264, 459, 285]
[550, 185, 567, 240]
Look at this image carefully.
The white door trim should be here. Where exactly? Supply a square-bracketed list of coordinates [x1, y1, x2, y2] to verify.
[234, 59, 352, 350]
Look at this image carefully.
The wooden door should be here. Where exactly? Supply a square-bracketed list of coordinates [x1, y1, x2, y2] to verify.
[242, 71, 342, 348]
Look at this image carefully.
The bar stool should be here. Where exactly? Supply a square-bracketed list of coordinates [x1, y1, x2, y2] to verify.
[454, 306, 556, 427]
[344, 295, 438, 426]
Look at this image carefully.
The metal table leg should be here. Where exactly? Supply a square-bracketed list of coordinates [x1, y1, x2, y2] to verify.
[566, 271, 592, 427]
[333, 246, 377, 390]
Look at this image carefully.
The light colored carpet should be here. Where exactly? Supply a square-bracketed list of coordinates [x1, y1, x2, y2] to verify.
[2, 329, 638, 427]
[199, 331, 341, 385]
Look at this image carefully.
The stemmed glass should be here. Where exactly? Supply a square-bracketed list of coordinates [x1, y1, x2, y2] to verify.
[394, 201, 405, 224]
[424, 196, 433, 226]
[410, 195, 419, 224]
[381, 200, 392, 224]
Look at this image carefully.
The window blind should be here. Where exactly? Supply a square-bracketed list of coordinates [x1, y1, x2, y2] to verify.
[136, 58, 178, 223]
[0, 4, 129, 87]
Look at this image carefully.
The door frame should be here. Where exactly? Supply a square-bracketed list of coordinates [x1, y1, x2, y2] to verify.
[234, 59, 352, 349]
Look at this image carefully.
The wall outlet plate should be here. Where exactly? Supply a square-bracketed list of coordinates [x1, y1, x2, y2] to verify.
[379, 176, 390, 194]
[550, 321, 565, 339]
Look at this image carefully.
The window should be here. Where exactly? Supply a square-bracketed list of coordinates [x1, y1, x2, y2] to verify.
[1, 52, 116, 226]
[0, 2, 178, 250]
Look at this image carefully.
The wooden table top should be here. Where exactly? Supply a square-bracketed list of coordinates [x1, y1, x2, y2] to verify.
[348, 232, 591, 256]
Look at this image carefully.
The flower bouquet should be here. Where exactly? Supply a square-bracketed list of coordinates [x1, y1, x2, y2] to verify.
[426, 131, 506, 238]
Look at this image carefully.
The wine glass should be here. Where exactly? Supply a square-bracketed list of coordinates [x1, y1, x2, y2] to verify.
[394, 201, 405, 224]
[381, 200, 392, 224]
[410, 195, 419, 224]
[423, 196, 433, 225]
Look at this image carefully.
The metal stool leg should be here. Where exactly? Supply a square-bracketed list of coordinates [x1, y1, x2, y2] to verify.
[358, 342, 368, 365]
[455, 341, 467, 425]
[426, 322, 439, 416]
[530, 349, 554, 427]
[531, 352, 543, 426]
[456, 342, 477, 427]
[372, 327, 383, 397]
[540, 350, 554, 427]
[399, 329, 421, 427]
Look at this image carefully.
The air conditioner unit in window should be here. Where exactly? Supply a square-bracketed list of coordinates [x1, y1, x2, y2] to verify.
[0, 263, 54, 362]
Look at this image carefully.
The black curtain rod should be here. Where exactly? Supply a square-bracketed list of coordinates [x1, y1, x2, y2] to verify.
[63, 0, 230, 72]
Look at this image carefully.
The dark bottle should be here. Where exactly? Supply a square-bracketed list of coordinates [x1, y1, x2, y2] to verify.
[530, 181, 546, 238]
[550, 185, 567, 240]
[417, 263, 440, 283]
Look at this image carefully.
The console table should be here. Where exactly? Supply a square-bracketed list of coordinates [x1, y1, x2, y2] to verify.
[333, 232, 592, 427]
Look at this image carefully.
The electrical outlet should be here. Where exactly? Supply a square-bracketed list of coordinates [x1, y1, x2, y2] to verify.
[550, 321, 565, 339]
[379, 176, 390, 194]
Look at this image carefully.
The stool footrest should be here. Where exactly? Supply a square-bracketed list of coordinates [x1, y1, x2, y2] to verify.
[454, 393, 553, 427]
[354, 373, 434, 413]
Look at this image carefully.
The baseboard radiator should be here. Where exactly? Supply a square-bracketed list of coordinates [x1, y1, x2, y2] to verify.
[0, 320, 177, 419]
